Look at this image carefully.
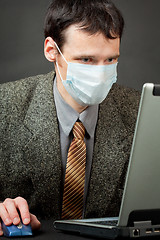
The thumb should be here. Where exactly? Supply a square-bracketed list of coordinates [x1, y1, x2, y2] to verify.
[30, 214, 41, 230]
[0, 222, 3, 236]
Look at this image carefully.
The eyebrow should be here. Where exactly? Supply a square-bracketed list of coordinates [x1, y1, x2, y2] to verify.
[73, 54, 120, 59]
[108, 54, 120, 59]
[73, 55, 95, 59]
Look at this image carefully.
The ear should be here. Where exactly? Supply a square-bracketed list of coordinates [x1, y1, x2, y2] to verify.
[44, 37, 58, 62]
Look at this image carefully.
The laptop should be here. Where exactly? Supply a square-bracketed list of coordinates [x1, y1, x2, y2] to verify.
[54, 83, 160, 239]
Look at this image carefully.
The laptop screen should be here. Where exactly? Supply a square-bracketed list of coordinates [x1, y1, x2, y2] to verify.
[118, 83, 160, 226]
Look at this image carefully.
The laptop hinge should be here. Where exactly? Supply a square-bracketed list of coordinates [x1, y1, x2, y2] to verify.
[153, 84, 160, 96]
[127, 209, 160, 227]
[134, 220, 151, 227]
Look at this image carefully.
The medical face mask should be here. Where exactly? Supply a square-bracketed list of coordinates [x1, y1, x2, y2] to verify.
[55, 42, 118, 106]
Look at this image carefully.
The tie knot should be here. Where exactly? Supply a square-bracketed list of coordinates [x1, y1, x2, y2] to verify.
[73, 122, 85, 139]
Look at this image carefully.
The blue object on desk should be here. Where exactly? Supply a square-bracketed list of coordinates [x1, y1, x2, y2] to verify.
[2, 221, 32, 237]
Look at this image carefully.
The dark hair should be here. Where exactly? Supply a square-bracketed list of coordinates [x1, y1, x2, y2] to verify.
[44, 0, 124, 50]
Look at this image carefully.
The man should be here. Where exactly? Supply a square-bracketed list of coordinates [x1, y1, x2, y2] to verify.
[0, 0, 140, 235]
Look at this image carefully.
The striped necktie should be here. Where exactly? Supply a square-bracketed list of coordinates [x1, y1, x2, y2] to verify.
[61, 122, 86, 219]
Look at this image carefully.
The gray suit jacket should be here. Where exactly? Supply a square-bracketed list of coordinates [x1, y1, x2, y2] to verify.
[0, 71, 140, 220]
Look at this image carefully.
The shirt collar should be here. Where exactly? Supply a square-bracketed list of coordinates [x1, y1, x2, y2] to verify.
[54, 78, 98, 137]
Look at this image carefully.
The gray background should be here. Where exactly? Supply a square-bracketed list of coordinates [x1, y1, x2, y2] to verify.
[0, 0, 160, 91]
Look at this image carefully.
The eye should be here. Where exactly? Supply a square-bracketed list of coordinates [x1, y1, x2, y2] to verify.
[81, 58, 91, 63]
[74, 56, 96, 64]
[108, 58, 114, 63]
[105, 57, 118, 64]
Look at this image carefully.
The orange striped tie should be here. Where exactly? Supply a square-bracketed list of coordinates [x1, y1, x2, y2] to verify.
[61, 122, 86, 219]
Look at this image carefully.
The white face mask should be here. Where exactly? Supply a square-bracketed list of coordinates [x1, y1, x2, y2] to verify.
[55, 42, 118, 106]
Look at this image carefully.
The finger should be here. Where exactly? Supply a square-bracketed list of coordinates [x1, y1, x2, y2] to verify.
[30, 214, 41, 230]
[3, 198, 20, 225]
[0, 222, 3, 236]
[0, 203, 12, 225]
[14, 197, 30, 225]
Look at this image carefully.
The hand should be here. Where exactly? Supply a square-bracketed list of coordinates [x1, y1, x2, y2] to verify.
[0, 197, 41, 236]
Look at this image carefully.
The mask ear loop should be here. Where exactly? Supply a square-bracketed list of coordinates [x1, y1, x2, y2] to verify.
[54, 42, 68, 82]
[55, 61, 65, 82]
[54, 41, 68, 65]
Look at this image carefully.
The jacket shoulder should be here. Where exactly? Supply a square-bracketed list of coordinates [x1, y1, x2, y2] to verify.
[0, 71, 54, 105]
[111, 83, 141, 102]
[0, 71, 55, 124]
[112, 83, 140, 108]
[110, 83, 141, 129]
[0, 71, 54, 99]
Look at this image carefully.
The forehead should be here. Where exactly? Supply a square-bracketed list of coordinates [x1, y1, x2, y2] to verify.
[62, 24, 120, 57]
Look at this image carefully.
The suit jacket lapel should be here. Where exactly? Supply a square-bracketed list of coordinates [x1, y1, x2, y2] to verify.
[85, 86, 130, 218]
[19, 72, 62, 218]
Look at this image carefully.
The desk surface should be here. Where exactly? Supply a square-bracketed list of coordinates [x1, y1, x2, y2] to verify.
[1, 220, 159, 240]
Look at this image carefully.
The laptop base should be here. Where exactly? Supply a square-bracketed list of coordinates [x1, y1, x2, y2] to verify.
[54, 217, 160, 239]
